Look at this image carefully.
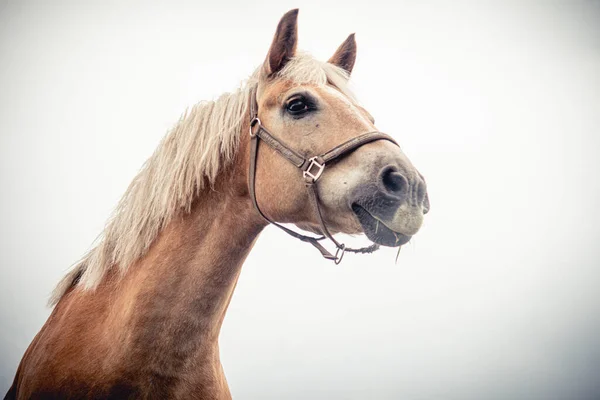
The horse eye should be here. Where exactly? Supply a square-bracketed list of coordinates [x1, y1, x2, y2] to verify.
[286, 99, 309, 115]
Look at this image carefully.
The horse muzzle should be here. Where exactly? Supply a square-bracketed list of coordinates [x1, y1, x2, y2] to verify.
[350, 164, 430, 247]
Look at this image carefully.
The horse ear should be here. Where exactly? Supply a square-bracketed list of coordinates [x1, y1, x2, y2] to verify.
[264, 9, 299, 76]
[328, 33, 357, 75]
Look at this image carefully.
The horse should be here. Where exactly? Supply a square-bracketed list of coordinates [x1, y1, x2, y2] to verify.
[5, 9, 429, 400]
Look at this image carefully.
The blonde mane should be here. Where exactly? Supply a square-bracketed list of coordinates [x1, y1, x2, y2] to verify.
[50, 53, 354, 306]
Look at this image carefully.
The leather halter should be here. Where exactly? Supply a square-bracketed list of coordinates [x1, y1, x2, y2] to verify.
[248, 89, 399, 264]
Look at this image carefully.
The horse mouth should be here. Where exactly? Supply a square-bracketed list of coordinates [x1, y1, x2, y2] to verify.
[352, 204, 412, 247]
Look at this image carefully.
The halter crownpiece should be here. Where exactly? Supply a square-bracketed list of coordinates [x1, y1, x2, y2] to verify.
[248, 89, 399, 264]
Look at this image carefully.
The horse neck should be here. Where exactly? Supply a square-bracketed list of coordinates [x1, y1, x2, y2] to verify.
[108, 130, 265, 367]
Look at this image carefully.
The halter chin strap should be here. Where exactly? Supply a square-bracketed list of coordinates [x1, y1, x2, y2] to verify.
[248, 89, 399, 263]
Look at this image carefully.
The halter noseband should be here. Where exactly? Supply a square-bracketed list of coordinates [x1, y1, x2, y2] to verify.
[248, 89, 399, 264]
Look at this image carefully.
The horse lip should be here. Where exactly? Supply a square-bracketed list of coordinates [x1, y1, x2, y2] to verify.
[351, 203, 412, 247]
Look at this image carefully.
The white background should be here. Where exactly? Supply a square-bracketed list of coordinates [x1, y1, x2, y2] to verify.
[1, 1, 599, 398]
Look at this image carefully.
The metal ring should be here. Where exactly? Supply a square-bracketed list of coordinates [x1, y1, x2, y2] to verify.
[249, 117, 261, 137]
[334, 244, 346, 265]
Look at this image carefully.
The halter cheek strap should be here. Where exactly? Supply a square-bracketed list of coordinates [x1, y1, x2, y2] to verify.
[248, 90, 399, 263]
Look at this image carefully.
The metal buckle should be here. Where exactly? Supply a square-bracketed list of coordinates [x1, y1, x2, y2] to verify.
[249, 117, 261, 137]
[334, 244, 346, 265]
[303, 157, 325, 182]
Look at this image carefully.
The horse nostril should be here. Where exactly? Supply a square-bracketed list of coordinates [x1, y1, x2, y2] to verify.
[380, 166, 408, 198]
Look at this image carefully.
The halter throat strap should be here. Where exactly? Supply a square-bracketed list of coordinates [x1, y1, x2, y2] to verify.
[247, 89, 398, 263]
